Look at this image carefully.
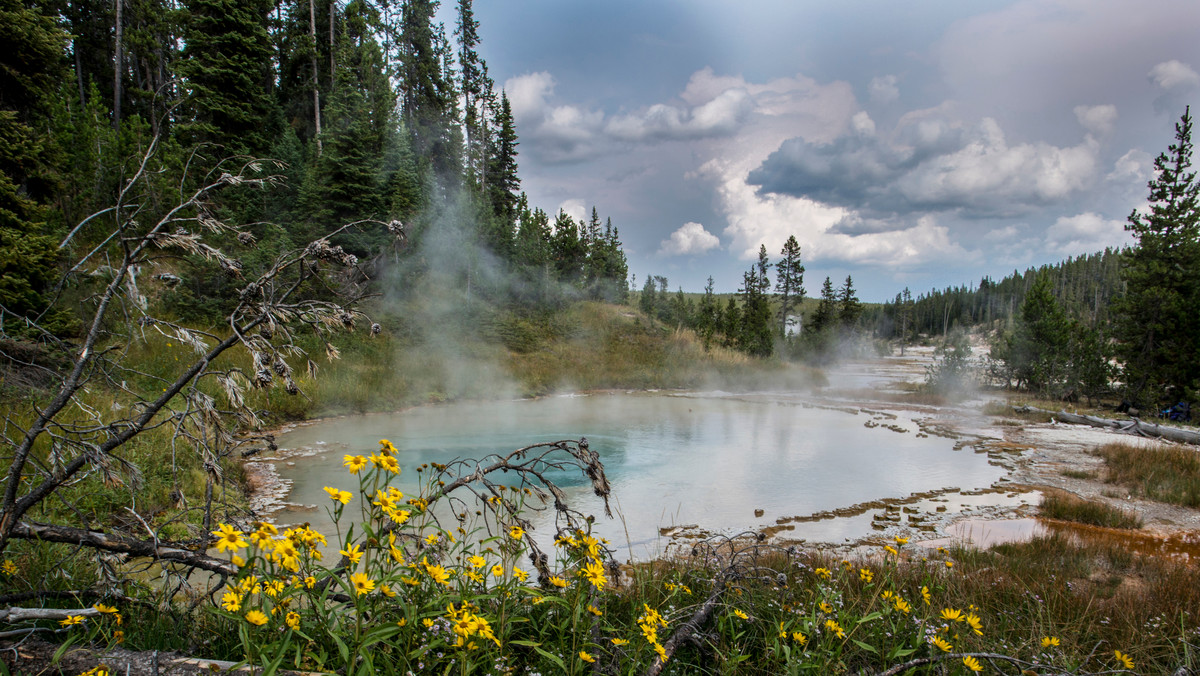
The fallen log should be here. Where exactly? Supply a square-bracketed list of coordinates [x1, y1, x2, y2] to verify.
[1014, 406, 1200, 445]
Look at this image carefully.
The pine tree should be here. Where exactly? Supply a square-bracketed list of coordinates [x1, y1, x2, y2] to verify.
[775, 235, 804, 337]
[998, 273, 1072, 394]
[810, 276, 836, 334]
[486, 92, 519, 224]
[398, 0, 460, 187]
[1115, 107, 1200, 406]
[0, 0, 74, 334]
[697, 276, 718, 349]
[177, 0, 279, 154]
[838, 275, 862, 329]
[298, 0, 390, 250]
[739, 253, 773, 357]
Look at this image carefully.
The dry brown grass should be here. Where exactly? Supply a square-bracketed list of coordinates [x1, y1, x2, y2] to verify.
[1096, 441, 1200, 507]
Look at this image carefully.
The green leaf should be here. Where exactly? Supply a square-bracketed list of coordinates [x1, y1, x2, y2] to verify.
[534, 646, 566, 669]
[857, 611, 883, 624]
[332, 633, 350, 663]
[51, 634, 79, 664]
[852, 639, 879, 654]
[888, 646, 918, 660]
[510, 640, 542, 647]
[262, 648, 287, 676]
[361, 623, 402, 648]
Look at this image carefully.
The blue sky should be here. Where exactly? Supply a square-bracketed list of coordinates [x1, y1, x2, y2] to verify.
[453, 0, 1200, 300]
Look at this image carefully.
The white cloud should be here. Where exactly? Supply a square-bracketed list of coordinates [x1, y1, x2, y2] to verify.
[868, 75, 899, 104]
[1149, 60, 1200, 90]
[658, 222, 721, 256]
[604, 88, 752, 142]
[850, 111, 876, 136]
[508, 67, 858, 164]
[893, 117, 1100, 213]
[702, 159, 970, 269]
[506, 72, 556, 120]
[751, 114, 1103, 219]
[557, 199, 587, 224]
[1044, 212, 1131, 255]
[1107, 149, 1152, 183]
[1074, 104, 1117, 137]
[984, 224, 1022, 241]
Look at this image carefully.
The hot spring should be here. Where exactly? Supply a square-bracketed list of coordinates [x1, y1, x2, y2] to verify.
[264, 390, 1023, 559]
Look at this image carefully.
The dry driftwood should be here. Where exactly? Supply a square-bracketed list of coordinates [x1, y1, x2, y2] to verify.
[1015, 406, 1200, 446]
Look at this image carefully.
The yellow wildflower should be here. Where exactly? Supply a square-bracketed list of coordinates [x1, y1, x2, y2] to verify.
[582, 558, 607, 591]
[884, 545, 898, 556]
[512, 567, 529, 582]
[508, 525, 524, 540]
[611, 637, 629, 646]
[94, 603, 118, 615]
[579, 651, 595, 663]
[733, 609, 748, 620]
[963, 656, 983, 673]
[220, 591, 243, 612]
[286, 611, 300, 630]
[814, 567, 832, 580]
[893, 598, 912, 614]
[244, 610, 269, 626]
[859, 568, 873, 582]
[921, 586, 931, 605]
[422, 557, 452, 586]
[340, 543, 363, 564]
[377, 454, 400, 474]
[343, 454, 368, 474]
[587, 604, 602, 617]
[819, 601, 834, 614]
[1, 560, 16, 575]
[60, 615, 85, 627]
[379, 439, 398, 454]
[549, 576, 568, 588]
[965, 612, 983, 635]
[350, 572, 375, 596]
[792, 631, 807, 645]
[468, 555, 486, 569]
[211, 524, 247, 553]
[824, 619, 845, 639]
[940, 608, 964, 623]
[1042, 636, 1060, 648]
[425, 533, 440, 545]
[491, 564, 505, 578]
[1114, 650, 1134, 670]
[932, 636, 952, 652]
[894, 536, 909, 545]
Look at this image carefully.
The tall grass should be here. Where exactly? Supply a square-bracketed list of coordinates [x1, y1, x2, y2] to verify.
[1096, 441, 1200, 507]
[1039, 489, 1144, 529]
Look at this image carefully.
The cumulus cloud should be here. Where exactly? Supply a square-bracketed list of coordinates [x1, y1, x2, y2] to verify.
[1149, 60, 1200, 91]
[1149, 60, 1200, 114]
[699, 159, 970, 269]
[507, 67, 858, 164]
[1044, 212, 1131, 256]
[658, 222, 721, 256]
[557, 199, 587, 224]
[868, 75, 899, 104]
[1074, 104, 1117, 137]
[748, 114, 1102, 219]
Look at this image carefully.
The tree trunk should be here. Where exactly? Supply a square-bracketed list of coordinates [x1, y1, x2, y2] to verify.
[1015, 406, 1200, 445]
[112, 0, 122, 131]
[310, 0, 322, 156]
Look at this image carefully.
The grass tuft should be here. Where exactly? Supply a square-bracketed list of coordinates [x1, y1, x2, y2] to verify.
[1039, 489, 1143, 529]
[1096, 441, 1200, 508]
